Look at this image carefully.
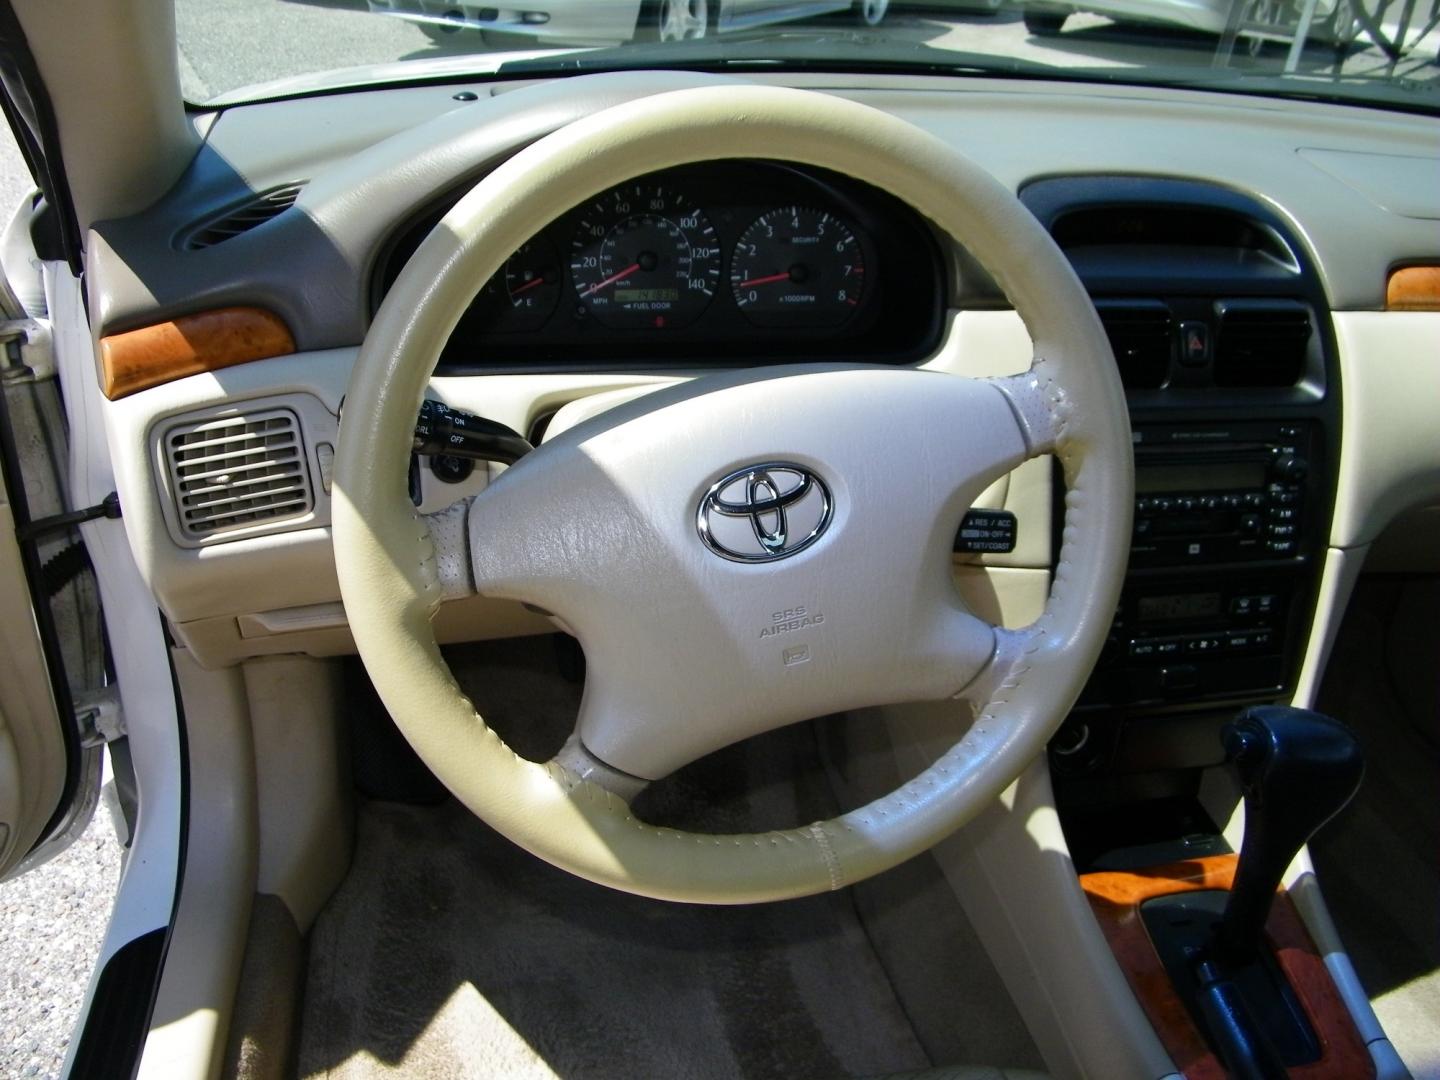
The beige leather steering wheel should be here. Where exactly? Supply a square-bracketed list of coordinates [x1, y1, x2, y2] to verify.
[332, 85, 1131, 904]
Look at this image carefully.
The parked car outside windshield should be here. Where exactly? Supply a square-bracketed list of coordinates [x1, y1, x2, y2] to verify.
[175, 0, 1438, 113]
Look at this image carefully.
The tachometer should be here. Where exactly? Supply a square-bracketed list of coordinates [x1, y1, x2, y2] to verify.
[570, 184, 720, 329]
[730, 207, 865, 328]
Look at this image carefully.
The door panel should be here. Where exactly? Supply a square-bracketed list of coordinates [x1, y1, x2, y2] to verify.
[0, 483, 67, 879]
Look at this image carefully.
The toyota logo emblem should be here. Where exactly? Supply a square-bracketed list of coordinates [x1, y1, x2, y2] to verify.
[697, 463, 833, 563]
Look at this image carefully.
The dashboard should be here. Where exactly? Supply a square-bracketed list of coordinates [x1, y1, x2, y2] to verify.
[374, 160, 945, 371]
[83, 71, 1440, 697]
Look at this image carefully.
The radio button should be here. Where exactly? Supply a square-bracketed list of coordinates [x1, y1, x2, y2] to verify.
[1200, 496, 1220, 510]
[1244, 493, 1266, 508]
[1273, 491, 1299, 506]
[1267, 524, 1297, 538]
[1223, 494, 1243, 509]
[1266, 539, 1297, 556]
[1154, 497, 1174, 513]
[1269, 507, 1298, 522]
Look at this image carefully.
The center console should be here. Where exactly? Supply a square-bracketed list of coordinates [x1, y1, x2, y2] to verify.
[1018, 177, 1340, 799]
[1008, 176, 1374, 1079]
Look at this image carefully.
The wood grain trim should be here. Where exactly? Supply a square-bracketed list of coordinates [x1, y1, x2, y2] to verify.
[99, 307, 296, 400]
[1082, 854, 1374, 1080]
[1386, 266, 1440, 311]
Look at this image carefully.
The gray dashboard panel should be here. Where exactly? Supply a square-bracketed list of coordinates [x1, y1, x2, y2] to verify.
[87, 71, 1440, 350]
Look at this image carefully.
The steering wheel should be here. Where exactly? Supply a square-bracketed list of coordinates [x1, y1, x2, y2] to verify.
[332, 85, 1131, 904]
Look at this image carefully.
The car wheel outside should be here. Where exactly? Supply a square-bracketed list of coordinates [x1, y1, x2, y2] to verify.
[1023, 8, 1069, 34]
[419, 11, 466, 43]
[638, 0, 713, 42]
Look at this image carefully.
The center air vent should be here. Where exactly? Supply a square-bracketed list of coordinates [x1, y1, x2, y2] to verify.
[1214, 301, 1312, 388]
[183, 183, 305, 250]
[164, 409, 313, 541]
[1096, 301, 1172, 389]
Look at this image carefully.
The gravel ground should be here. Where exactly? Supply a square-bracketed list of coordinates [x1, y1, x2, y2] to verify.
[0, 810, 122, 1080]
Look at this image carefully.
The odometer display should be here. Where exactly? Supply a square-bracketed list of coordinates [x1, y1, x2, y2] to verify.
[730, 207, 865, 328]
[570, 184, 719, 329]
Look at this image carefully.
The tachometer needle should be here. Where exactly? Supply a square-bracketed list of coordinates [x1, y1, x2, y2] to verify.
[580, 262, 641, 298]
[737, 271, 792, 288]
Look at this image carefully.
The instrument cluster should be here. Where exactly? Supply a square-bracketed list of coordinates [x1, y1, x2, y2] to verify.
[376, 161, 945, 372]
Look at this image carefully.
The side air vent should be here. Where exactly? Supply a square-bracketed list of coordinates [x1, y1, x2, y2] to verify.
[164, 409, 313, 540]
[183, 183, 305, 250]
[1214, 301, 1312, 388]
[1096, 301, 1171, 389]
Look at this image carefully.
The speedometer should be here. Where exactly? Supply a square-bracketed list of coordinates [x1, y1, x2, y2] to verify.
[570, 183, 720, 329]
[730, 207, 865, 328]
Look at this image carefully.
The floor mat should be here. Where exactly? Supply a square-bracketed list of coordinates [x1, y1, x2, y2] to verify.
[305, 640, 934, 1079]
[298, 797, 931, 1080]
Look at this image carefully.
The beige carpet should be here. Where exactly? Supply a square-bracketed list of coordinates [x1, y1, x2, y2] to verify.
[298, 636, 1040, 1079]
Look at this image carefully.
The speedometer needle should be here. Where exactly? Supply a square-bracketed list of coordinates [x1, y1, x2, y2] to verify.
[580, 262, 641, 298]
[737, 272, 792, 288]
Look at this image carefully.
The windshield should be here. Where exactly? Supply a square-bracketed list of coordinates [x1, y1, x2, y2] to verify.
[177, 0, 1439, 111]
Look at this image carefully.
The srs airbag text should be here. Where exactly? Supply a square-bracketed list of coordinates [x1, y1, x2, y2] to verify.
[760, 606, 825, 638]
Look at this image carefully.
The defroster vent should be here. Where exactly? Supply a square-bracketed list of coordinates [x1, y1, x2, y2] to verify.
[165, 409, 313, 540]
[183, 183, 304, 250]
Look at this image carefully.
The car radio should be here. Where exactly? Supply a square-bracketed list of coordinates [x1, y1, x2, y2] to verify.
[1075, 419, 1323, 714]
[1129, 420, 1314, 567]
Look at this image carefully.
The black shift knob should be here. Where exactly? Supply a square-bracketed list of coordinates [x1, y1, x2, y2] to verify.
[1216, 706, 1364, 964]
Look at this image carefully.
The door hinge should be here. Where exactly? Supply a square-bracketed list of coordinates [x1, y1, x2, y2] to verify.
[75, 686, 125, 748]
[0, 318, 54, 382]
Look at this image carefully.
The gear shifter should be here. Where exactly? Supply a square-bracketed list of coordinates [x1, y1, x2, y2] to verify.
[1139, 706, 1364, 1076]
[1215, 705, 1365, 965]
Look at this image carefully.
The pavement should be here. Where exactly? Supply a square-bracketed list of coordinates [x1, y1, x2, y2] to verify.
[0, 814, 121, 1080]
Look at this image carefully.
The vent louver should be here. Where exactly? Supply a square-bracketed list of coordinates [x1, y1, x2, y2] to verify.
[1096, 301, 1172, 389]
[184, 183, 304, 250]
[1214, 301, 1311, 388]
[165, 409, 313, 540]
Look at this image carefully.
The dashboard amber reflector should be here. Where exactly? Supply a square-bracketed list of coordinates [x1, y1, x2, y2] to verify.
[99, 307, 296, 400]
[1386, 266, 1440, 311]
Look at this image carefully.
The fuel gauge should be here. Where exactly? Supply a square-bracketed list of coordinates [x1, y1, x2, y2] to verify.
[501, 236, 561, 329]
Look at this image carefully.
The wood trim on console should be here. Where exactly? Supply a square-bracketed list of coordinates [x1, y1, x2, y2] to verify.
[1386, 266, 1440, 311]
[1081, 854, 1374, 1080]
[99, 307, 296, 400]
